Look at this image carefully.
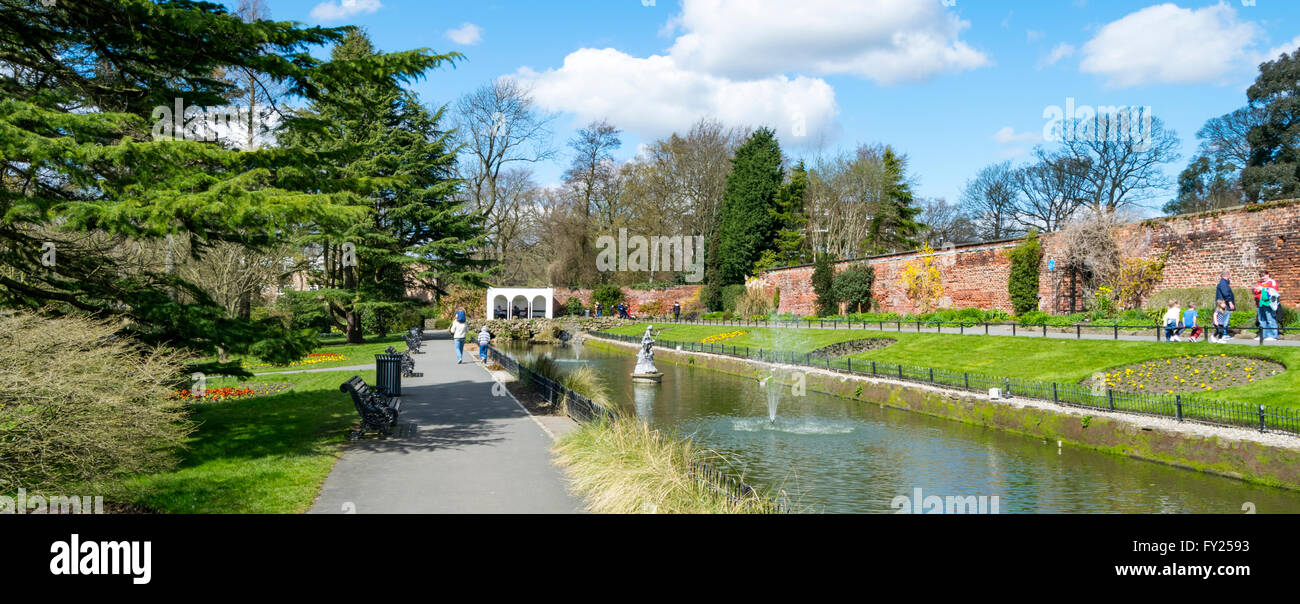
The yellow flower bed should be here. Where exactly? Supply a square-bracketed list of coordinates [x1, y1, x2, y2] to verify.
[700, 331, 746, 344]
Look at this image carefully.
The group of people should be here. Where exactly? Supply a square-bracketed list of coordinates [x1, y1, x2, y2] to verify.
[595, 302, 632, 319]
[1162, 270, 1282, 343]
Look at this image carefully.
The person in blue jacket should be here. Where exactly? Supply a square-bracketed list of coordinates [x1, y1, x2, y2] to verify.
[1214, 270, 1236, 342]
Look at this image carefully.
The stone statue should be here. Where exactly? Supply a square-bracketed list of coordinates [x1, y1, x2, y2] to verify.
[632, 325, 663, 382]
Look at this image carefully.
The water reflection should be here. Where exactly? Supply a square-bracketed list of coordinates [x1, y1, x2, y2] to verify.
[512, 342, 1300, 514]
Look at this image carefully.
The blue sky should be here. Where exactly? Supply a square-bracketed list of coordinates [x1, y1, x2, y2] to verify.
[254, 0, 1300, 214]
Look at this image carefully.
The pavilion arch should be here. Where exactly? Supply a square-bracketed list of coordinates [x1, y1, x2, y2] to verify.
[485, 287, 554, 320]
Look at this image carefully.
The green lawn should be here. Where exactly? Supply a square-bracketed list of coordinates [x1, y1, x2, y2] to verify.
[211, 334, 407, 374]
[118, 369, 366, 513]
[605, 323, 1300, 408]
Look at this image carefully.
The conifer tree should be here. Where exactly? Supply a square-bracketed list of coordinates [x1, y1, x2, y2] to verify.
[716, 127, 783, 286]
[864, 148, 925, 254]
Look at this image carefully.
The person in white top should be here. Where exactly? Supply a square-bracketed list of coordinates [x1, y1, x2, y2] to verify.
[450, 309, 469, 363]
[1163, 299, 1183, 342]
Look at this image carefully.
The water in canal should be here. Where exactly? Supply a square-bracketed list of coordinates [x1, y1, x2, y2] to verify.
[509, 341, 1300, 514]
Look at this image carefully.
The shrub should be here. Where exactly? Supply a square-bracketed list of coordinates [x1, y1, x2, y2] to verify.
[1006, 231, 1042, 315]
[593, 284, 626, 311]
[833, 264, 875, 314]
[811, 253, 838, 316]
[0, 313, 194, 494]
[895, 245, 944, 314]
[1113, 251, 1169, 310]
[638, 299, 666, 317]
[734, 288, 773, 317]
[720, 284, 747, 313]
[440, 284, 487, 321]
[276, 290, 333, 333]
[562, 297, 586, 317]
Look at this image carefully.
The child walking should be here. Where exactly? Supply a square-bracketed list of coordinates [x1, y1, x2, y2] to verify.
[1212, 299, 1230, 344]
[477, 325, 492, 363]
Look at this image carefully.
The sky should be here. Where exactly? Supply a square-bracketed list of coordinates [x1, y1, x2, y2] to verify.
[251, 0, 1300, 215]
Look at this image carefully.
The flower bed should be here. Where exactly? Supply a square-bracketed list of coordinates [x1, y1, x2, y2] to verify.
[241, 352, 350, 370]
[169, 382, 295, 403]
[1084, 354, 1285, 394]
[700, 331, 746, 344]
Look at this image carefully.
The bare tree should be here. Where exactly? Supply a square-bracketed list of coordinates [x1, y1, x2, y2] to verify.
[1061, 114, 1181, 213]
[454, 78, 555, 260]
[919, 198, 977, 247]
[960, 161, 1019, 240]
[1198, 106, 1264, 171]
[805, 144, 889, 258]
[1013, 148, 1089, 233]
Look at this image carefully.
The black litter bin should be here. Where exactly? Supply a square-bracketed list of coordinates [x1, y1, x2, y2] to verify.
[375, 353, 403, 397]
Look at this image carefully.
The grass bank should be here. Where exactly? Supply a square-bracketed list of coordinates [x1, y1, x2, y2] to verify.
[206, 334, 407, 374]
[605, 324, 1300, 408]
[113, 369, 364, 513]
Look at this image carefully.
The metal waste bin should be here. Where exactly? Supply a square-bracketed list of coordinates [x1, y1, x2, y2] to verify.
[375, 353, 403, 397]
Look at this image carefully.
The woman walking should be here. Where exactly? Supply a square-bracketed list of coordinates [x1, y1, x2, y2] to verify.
[450, 309, 469, 363]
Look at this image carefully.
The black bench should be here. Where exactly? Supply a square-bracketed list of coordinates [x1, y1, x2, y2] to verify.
[385, 346, 423, 378]
[340, 376, 401, 440]
[404, 332, 422, 354]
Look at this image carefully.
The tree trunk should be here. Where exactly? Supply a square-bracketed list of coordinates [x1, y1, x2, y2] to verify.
[346, 311, 364, 344]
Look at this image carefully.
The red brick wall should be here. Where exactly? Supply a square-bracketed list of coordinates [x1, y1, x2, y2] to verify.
[552, 285, 703, 314]
[755, 200, 1300, 316]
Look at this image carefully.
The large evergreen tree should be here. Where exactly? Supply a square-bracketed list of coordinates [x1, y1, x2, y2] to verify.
[753, 160, 811, 273]
[1242, 46, 1300, 202]
[864, 148, 924, 254]
[716, 127, 783, 285]
[0, 1, 458, 364]
[278, 29, 488, 343]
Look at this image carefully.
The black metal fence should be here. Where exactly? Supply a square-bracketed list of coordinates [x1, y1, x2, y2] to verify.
[485, 344, 784, 511]
[636, 316, 1287, 345]
[594, 331, 1300, 437]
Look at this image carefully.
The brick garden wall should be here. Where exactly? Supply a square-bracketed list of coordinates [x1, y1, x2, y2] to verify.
[753, 200, 1300, 316]
[552, 285, 703, 315]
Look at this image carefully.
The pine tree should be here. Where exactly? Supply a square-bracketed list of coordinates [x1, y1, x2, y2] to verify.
[864, 148, 925, 254]
[278, 30, 488, 343]
[716, 127, 783, 285]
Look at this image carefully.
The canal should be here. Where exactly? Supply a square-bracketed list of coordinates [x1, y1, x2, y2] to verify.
[508, 340, 1300, 513]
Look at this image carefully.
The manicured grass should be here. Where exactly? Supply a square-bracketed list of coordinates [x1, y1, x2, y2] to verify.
[209, 334, 407, 374]
[118, 369, 367, 513]
[605, 323, 1300, 408]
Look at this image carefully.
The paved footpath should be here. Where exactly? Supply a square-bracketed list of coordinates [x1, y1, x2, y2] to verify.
[310, 336, 582, 514]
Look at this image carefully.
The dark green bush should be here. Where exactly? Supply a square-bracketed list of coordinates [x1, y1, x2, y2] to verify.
[812, 253, 838, 316]
[833, 265, 875, 313]
[562, 297, 586, 317]
[593, 285, 625, 311]
[1006, 231, 1042, 315]
[720, 284, 747, 313]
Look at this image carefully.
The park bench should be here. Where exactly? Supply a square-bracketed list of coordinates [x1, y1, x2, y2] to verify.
[340, 376, 400, 440]
[404, 332, 423, 354]
[385, 346, 422, 378]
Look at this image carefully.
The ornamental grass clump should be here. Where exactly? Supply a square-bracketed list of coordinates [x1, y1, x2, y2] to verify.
[0, 313, 194, 495]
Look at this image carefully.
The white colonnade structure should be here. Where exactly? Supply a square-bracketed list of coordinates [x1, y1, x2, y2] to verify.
[485, 287, 554, 320]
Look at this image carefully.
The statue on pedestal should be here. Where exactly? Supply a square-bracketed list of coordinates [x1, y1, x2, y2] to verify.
[632, 325, 663, 382]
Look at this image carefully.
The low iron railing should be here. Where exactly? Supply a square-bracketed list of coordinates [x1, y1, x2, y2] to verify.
[627, 316, 1288, 345]
[485, 345, 783, 511]
[592, 332, 1300, 438]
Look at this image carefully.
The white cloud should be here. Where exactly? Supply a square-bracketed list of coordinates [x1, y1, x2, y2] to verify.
[513, 48, 838, 145]
[992, 126, 1040, 145]
[445, 23, 483, 46]
[1038, 43, 1074, 69]
[665, 0, 988, 85]
[1079, 3, 1260, 87]
[1026, 29, 1045, 43]
[310, 0, 381, 22]
[1262, 35, 1300, 64]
